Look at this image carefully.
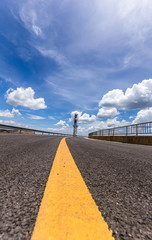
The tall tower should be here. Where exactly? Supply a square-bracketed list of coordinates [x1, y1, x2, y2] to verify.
[73, 113, 78, 136]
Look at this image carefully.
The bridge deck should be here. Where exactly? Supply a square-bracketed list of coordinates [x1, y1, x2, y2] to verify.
[1, 134, 152, 240]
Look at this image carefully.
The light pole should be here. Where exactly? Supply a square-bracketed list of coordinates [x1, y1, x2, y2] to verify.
[73, 113, 78, 136]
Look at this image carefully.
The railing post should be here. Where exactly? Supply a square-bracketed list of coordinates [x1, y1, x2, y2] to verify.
[136, 125, 138, 136]
[126, 126, 128, 136]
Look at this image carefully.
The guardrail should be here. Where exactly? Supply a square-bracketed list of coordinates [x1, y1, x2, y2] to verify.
[0, 123, 72, 136]
[88, 121, 152, 137]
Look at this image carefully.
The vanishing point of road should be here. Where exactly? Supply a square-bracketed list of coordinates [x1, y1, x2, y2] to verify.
[1, 134, 152, 240]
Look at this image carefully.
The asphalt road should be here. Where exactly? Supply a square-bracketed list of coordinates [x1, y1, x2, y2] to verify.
[1, 134, 152, 240]
[0, 134, 62, 240]
[66, 137, 152, 240]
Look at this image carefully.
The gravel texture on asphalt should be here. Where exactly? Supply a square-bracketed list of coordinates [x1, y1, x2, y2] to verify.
[66, 137, 152, 240]
[0, 134, 62, 240]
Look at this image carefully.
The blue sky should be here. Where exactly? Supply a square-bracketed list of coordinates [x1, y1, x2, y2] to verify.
[0, 0, 152, 135]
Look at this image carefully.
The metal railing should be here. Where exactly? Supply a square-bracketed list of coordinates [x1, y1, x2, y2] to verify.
[0, 123, 72, 136]
[88, 121, 152, 137]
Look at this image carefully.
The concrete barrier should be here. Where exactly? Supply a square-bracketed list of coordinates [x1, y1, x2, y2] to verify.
[88, 136, 152, 145]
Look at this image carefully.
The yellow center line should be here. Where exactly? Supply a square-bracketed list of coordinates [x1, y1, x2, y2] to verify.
[31, 137, 114, 240]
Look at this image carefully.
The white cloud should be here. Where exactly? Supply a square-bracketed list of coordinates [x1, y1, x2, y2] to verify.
[0, 108, 21, 118]
[88, 117, 129, 133]
[55, 120, 65, 126]
[106, 117, 129, 129]
[97, 107, 119, 119]
[12, 108, 21, 116]
[69, 111, 96, 123]
[28, 114, 45, 120]
[99, 79, 152, 110]
[133, 107, 152, 124]
[6, 87, 47, 110]
[0, 109, 14, 118]
[55, 120, 69, 127]
[80, 113, 96, 123]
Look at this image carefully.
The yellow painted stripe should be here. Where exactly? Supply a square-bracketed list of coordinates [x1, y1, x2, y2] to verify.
[31, 138, 114, 240]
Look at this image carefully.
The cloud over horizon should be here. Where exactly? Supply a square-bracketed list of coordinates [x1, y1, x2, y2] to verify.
[0, 108, 21, 118]
[133, 107, 152, 124]
[99, 79, 152, 110]
[55, 120, 69, 127]
[69, 111, 96, 123]
[97, 107, 119, 119]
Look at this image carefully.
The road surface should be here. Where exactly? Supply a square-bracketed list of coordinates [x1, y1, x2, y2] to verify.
[1, 134, 152, 240]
